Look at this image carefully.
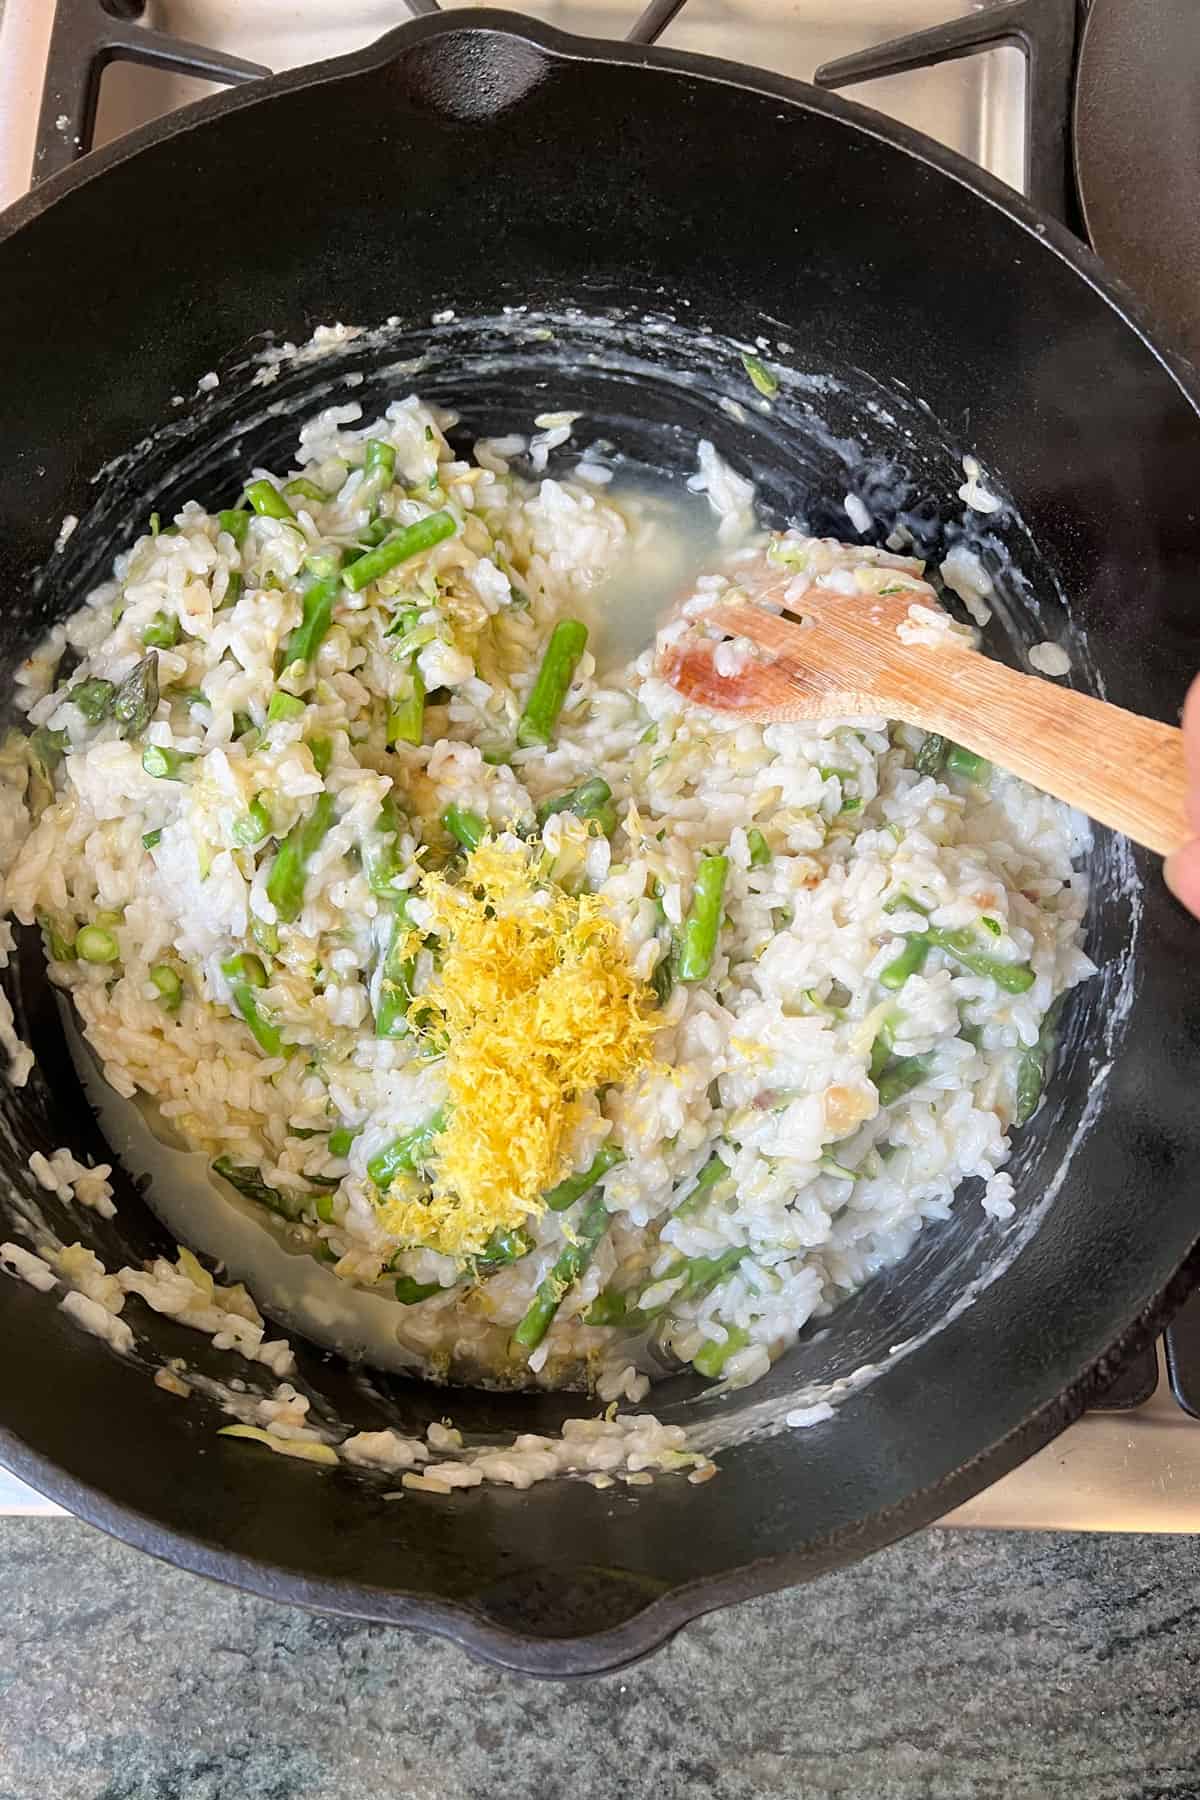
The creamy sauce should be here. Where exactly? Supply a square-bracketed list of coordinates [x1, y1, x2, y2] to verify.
[576, 472, 728, 672]
[62, 1001, 440, 1375]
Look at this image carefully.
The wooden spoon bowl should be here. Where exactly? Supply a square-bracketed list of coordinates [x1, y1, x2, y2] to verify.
[660, 549, 1190, 857]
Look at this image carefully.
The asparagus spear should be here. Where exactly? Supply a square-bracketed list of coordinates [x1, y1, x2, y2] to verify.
[535, 776, 612, 826]
[512, 1190, 611, 1350]
[516, 619, 588, 748]
[244, 480, 295, 522]
[70, 678, 115, 723]
[374, 907, 416, 1040]
[217, 508, 250, 546]
[220, 952, 285, 1057]
[342, 511, 456, 593]
[281, 564, 343, 671]
[212, 1156, 305, 1220]
[142, 745, 196, 781]
[387, 663, 426, 747]
[694, 1326, 750, 1377]
[441, 804, 486, 852]
[141, 611, 179, 649]
[266, 791, 335, 923]
[677, 853, 728, 983]
[879, 935, 931, 990]
[914, 733, 948, 776]
[367, 1109, 446, 1189]
[113, 653, 159, 739]
[746, 827, 772, 867]
[363, 439, 396, 484]
[543, 1143, 624, 1212]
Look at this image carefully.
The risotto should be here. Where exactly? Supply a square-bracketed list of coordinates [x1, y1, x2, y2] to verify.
[0, 394, 1095, 1397]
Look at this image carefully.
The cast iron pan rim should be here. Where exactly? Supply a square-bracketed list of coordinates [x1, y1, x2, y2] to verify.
[2, 8, 1199, 425]
[3, 1239, 1196, 1677]
[2, 6, 1199, 1679]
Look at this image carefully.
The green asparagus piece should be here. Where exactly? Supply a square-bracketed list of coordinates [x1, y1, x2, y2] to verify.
[362, 798, 403, 896]
[328, 1126, 360, 1158]
[37, 912, 76, 963]
[516, 619, 589, 748]
[473, 1226, 534, 1276]
[673, 1153, 732, 1217]
[232, 797, 272, 847]
[222, 573, 243, 607]
[876, 1053, 934, 1106]
[266, 791, 335, 923]
[543, 1143, 624, 1212]
[387, 664, 426, 746]
[535, 776, 613, 826]
[314, 1192, 335, 1224]
[650, 952, 674, 1007]
[442, 804, 486, 852]
[217, 508, 250, 546]
[367, 1109, 446, 1189]
[251, 917, 280, 957]
[267, 691, 305, 723]
[29, 727, 68, 774]
[142, 744, 196, 781]
[113, 653, 159, 739]
[868, 1021, 895, 1083]
[924, 926, 1035, 993]
[244, 480, 295, 522]
[677, 854, 729, 983]
[70, 678, 115, 724]
[283, 477, 327, 503]
[587, 1243, 745, 1331]
[212, 1156, 304, 1221]
[375, 907, 416, 1040]
[309, 737, 332, 776]
[358, 517, 392, 548]
[363, 439, 396, 483]
[879, 934, 931, 990]
[746, 827, 772, 867]
[281, 566, 342, 671]
[694, 1326, 750, 1377]
[342, 510, 457, 594]
[1014, 997, 1064, 1126]
[141, 611, 179, 649]
[76, 924, 119, 964]
[914, 733, 948, 776]
[512, 1190, 611, 1350]
[945, 743, 991, 783]
[150, 964, 183, 1012]
[141, 828, 162, 851]
[741, 353, 779, 398]
[221, 952, 285, 1057]
[395, 1276, 441, 1304]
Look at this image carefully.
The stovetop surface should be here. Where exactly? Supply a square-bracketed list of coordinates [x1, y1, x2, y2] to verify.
[0, 0, 1197, 1532]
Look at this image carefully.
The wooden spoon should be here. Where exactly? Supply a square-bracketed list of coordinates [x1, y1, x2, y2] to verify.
[660, 550, 1190, 857]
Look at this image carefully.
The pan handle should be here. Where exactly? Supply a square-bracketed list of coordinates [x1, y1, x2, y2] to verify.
[32, 0, 270, 188]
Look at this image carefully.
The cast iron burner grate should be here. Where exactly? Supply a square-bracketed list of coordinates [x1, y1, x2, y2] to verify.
[29, 0, 1200, 1422]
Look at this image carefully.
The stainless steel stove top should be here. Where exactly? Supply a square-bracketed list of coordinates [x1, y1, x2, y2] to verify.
[0, 0, 1195, 1533]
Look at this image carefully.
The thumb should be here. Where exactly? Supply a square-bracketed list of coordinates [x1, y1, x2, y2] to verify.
[1165, 837, 1200, 919]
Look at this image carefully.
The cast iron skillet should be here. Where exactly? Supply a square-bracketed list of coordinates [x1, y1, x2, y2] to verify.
[0, 12, 1198, 1677]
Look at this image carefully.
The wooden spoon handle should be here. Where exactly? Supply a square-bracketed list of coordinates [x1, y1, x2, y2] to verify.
[711, 594, 1191, 857]
[909, 653, 1190, 858]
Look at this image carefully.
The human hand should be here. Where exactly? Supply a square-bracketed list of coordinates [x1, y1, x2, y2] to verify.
[1165, 674, 1200, 917]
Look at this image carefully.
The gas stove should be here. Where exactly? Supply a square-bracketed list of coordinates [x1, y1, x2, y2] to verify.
[1, 0, 1198, 1530]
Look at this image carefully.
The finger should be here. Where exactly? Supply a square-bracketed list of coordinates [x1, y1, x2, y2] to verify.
[1182, 676, 1200, 831]
[1164, 836, 1200, 921]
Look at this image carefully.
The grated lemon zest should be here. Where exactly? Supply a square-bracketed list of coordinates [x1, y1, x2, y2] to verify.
[379, 838, 657, 1258]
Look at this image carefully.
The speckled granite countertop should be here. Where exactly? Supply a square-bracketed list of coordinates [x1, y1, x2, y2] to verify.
[1, 1520, 1198, 1799]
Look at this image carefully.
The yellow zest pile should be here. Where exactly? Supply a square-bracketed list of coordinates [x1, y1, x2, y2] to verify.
[377, 837, 658, 1258]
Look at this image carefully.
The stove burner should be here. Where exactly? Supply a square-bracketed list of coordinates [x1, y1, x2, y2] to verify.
[817, 0, 1200, 360]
